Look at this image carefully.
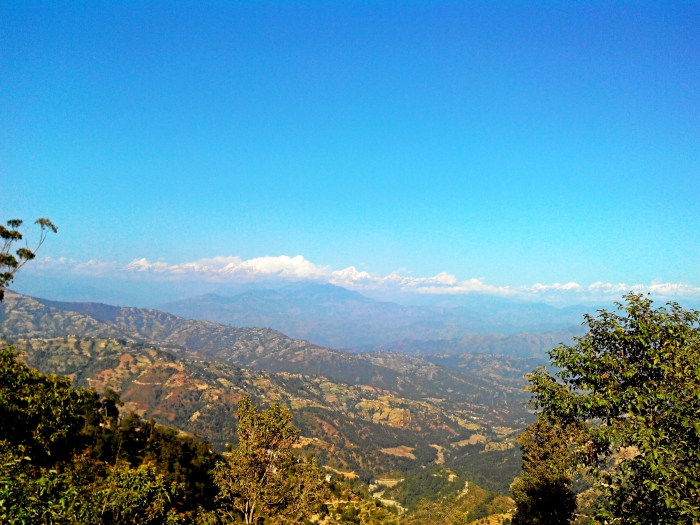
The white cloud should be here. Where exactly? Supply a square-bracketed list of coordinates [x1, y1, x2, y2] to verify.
[327, 267, 458, 289]
[123, 255, 327, 280]
[411, 279, 511, 295]
[25, 255, 700, 302]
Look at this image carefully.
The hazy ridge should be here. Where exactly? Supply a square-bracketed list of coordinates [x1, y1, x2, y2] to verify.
[156, 282, 589, 350]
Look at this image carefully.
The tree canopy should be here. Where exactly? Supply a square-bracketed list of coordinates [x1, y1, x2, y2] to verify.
[213, 396, 328, 524]
[513, 293, 700, 524]
[0, 345, 220, 524]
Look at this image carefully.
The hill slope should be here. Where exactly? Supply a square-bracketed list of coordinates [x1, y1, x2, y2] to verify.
[357, 328, 584, 358]
[7, 335, 525, 492]
[0, 290, 544, 505]
[0, 291, 533, 415]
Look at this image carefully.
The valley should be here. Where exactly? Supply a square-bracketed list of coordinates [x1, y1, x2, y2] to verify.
[0, 288, 546, 514]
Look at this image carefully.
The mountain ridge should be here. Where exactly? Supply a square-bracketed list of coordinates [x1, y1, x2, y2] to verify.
[355, 328, 584, 358]
[0, 290, 535, 413]
[0, 289, 544, 502]
[155, 282, 590, 349]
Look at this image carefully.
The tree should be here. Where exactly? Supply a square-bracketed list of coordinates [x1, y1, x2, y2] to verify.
[0, 444, 99, 525]
[0, 348, 167, 524]
[97, 461, 185, 525]
[0, 346, 88, 463]
[515, 294, 700, 524]
[0, 346, 221, 524]
[0, 217, 57, 300]
[213, 396, 327, 524]
[511, 418, 583, 525]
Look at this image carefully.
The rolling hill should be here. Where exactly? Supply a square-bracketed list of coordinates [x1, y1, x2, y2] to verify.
[6, 335, 526, 492]
[0, 291, 537, 408]
[0, 289, 544, 495]
[0, 290, 535, 423]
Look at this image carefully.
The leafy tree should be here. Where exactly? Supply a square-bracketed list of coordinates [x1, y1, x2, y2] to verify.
[213, 396, 327, 524]
[515, 294, 700, 524]
[0, 217, 57, 300]
[140, 423, 219, 512]
[0, 345, 220, 523]
[511, 418, 583, 525]
[0, 444, 99, 524]
[0, 442, 190, 525]
[97, 461, 185, 525]
[0, 346, 88, 463]
[90, 409, 219, 512]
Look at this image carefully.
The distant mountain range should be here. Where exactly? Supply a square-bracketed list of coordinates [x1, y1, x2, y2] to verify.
[0, 290, 536, 406]
[1, 289, 541, 490]
[2, 283, 586, 361]
[156, 282, 590, 349]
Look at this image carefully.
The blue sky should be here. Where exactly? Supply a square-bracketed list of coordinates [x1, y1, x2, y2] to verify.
[2, 1, 699, 304]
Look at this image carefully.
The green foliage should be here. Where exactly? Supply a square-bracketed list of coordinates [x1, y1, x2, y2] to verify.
[511, 419, 581, 525]
[384, 466, 463, 509]
[400, 480, 513, 525]
[97, 461, 185, 525]
[0, 217, 57, 301]
[324, 496, 401, 525]
[85, 411, 219, 512]
[136, 423, 219, 511]
[0, 347, 220, 523]
[0, 346, 87, 463]
[0, 443, 98, 524]
[0, 441, 189, 525]
[213, 396, 328, 524]
[447, 445, 522, 494]
[519, 294, 700, 524]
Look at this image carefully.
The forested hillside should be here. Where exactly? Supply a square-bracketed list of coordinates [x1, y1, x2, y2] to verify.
[6, 333, 527, 489]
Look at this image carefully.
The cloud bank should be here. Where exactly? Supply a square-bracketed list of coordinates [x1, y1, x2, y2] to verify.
[27, 254, 700, 303]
